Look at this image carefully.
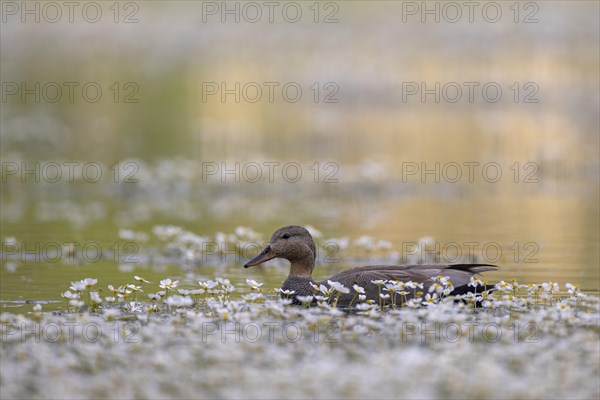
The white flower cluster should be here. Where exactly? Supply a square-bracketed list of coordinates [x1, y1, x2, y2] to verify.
[120, 225, 408, 267]
[2, 278, 598, 399]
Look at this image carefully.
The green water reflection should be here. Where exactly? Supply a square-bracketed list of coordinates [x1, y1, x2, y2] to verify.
[1, 1, 599, 312]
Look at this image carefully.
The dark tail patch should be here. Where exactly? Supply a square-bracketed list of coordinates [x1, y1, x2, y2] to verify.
[451, 283, 496, 295]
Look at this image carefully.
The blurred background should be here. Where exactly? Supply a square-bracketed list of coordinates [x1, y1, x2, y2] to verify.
[1, 1, 599, 307]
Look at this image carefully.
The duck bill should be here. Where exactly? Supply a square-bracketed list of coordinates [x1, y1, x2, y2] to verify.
[244, 245, 277, 268]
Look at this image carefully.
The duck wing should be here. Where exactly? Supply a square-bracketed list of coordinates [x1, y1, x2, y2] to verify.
[323, 264, 496, 299]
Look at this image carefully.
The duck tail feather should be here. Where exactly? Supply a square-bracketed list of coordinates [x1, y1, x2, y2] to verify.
[448, 264, 498, 274]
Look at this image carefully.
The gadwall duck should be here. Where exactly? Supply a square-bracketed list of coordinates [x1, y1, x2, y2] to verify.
[244, 225, 497, 307]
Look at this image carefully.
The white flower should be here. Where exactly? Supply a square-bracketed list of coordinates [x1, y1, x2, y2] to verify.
[556, 301, 572, 316]
[160, 278, 179, 290]
[222, 284, 236, 293]
[166, 295, 193, 307]
[61, 290, 79, 300]
[152, 225, 182, 239]
[134, 276, 150, 284]
[441, 280, 454, 296]
[304, 225, 322, 239]
[462, 292, 478, 302]
[432, 276, 450, 285]
[119, 264, 135, 273]
[69, 280, 87, 291]
[126, 302, 145, 312]
[353, 284, 365, 294]
[313, 284, 331, 296]
[117, 286, 132, 295]
[406, 298, 422, 308]
[328, 237, 349, 250]
[103, 309, 120, 319]
[275, 288, 295, 296]
[118, 229, 136, 240]
[371, 279, 386, 286]
[296, 295, 314, 304]
[418, 236, 435, 246]
[379, 293, 390, 300]
[127, 284, 142, 292]
[148, 293, 162, 301]
[565, 283, 580, 295]
[327, 280, 350, 294]
[526, 284, 539, 294]
[376, 240, 393, 250]
[385, 282, 405, 293]
[216, 277, 230, 285]
[83, 278, 97, 288]
[422, 293, 438, 306]
[3, 237, 17, 245]
[32, 304, 42, 312]
[200, 280, 219, 290]
[354, 235, 375, 249]
[542, 282, 560, 292]
[355, 302, 374, 311]
[358, 294, 367, 302]
[428, 282, 443, 294]
[242, 292, 264, 302]
[468, 276, 483, 288]
[69, 299, 85, 309]
[495, 281, 512, 292]
[384, 284, 397, 293]
[90, 292, 102, 304]
[246, 279, 264, 290]
[405, 281, 423, 290]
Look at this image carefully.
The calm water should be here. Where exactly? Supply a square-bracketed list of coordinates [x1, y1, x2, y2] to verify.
[2, 188, 598, 313]
[1, 1, 599, 312]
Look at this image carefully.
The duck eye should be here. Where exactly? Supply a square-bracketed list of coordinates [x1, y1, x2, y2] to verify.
[282, 233, 290, 239]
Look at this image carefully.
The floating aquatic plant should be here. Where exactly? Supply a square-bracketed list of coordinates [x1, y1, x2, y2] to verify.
[3, 275, 599, 397]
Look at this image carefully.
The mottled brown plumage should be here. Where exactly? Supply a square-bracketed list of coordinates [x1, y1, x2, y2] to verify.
[244, 225, 497, 307]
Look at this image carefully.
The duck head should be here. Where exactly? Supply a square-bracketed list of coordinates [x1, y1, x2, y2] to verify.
[244, 225, 317, 277]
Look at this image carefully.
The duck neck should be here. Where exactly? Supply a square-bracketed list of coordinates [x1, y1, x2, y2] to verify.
[282, 274, 316, 299]
[289, 260, 314, 278]
[281, 257, 316, 302]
